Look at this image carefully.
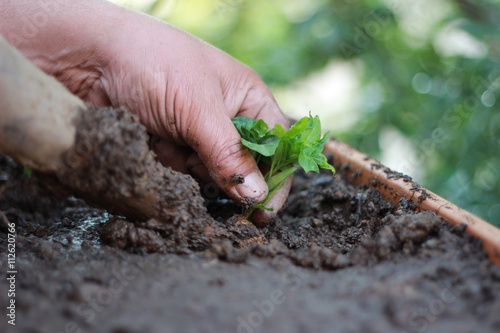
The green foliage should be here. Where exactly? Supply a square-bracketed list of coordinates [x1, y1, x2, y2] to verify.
[231, 117, 280, 159]
[233, 114, 335, 213]
[135, 0, 500, 225]
[23, 167, 33, 178]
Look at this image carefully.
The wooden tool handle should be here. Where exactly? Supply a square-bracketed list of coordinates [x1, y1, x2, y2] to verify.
[0, 36, 85, 172]
[326, 139, 500, 264]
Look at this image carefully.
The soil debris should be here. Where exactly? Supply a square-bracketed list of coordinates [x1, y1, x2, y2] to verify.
[32, 106, 225, 252]
[384, 167, 412, 181]
[229, 173, 245, 184]
[58, 105, 210, 224]
[100, 218, 169, 253]
[1, 138, 499, 333]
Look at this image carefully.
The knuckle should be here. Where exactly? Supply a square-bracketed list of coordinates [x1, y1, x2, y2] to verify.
[212, 139, 253, 176]
[239, 85, 286, 128]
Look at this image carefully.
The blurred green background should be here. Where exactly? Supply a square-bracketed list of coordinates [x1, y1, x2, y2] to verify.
[113, 0, 500, 225]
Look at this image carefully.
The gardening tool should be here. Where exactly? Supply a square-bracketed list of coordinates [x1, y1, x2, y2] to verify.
[0, 36, 83, 173]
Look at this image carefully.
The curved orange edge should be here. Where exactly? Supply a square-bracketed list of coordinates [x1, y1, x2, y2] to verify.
[325, 140, 500, 264]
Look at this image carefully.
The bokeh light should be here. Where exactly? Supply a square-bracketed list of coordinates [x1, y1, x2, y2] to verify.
[111, 0, 500, 225]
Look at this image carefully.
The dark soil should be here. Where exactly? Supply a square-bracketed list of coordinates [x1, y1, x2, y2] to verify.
[1, 154, 499, 333]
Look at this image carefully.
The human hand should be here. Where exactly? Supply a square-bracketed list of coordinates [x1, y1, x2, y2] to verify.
[97, 14, 291, 224]
[0, 1, 290, 225]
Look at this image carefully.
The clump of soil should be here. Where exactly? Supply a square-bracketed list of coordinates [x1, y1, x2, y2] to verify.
[59, 106, 209, 221]
[268, 168, 396, 252]
[25, 105, 221, 253]
[1, 150, 499, 332]
[0, 155, 70, 227]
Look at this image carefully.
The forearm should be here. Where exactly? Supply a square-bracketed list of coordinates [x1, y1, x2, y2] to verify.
[0, 0, 125, 97]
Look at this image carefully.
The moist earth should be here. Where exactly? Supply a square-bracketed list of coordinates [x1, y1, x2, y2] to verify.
[1, 155, 499, 333]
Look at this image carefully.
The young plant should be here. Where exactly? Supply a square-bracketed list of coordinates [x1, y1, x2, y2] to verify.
[232, 113, 335, 216]
[23, 166, 33, 178]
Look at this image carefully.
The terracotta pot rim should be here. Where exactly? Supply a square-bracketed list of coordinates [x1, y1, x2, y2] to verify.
[325, 139, 500, 264]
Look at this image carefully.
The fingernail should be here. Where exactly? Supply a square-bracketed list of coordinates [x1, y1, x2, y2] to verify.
[233, 172, 267, 201]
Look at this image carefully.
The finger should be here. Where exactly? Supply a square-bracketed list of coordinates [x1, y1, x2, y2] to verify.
[233, 82, 293, 215]
[84, 83, 112, 107]
[251, 175, 293, 226]
[227, 76, 289, 130]
[149, 136, 191, 173]
[187, 102, 268, 205]
[186, 153, 211, 183]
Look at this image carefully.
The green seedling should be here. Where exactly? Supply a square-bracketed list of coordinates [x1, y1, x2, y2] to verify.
[23, 166, 33, 178]
[232, 113, 335, 216]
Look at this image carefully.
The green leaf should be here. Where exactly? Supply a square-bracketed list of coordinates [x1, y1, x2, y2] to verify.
[283, 115, 311, 140]
[251, 119, 270, 137]
[241, 137, 279, 156]
[232, 116, 257, 132]
[232, 114, 335, 217]
[271, 124, 286, 138]
[23, 167, 33, 178]
[313, 154, 336, 172]
[298, 152, 319, 173]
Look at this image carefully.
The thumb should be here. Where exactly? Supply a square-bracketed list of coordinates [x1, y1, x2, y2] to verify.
[188, 109, 268, 206]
